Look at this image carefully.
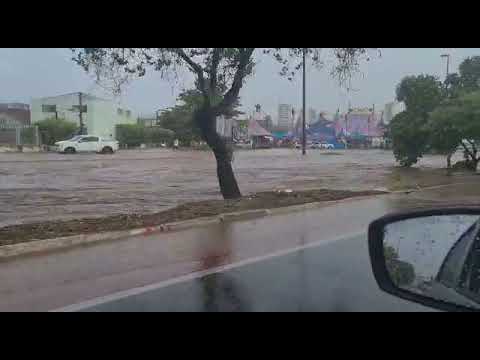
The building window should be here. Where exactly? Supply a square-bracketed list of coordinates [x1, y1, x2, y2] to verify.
[72, 105, 87, 113]
[117, 108, 123, 115]
[42, 104, 57, 113]
[125, 110, 131, 118]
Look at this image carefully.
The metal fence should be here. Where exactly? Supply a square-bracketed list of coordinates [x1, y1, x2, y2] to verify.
[0, 125, 40, 147]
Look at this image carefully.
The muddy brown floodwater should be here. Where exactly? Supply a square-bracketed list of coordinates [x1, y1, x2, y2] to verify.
[0, 148, 477, 227]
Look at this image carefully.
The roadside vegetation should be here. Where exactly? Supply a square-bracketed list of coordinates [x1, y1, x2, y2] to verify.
[390, 56, 480, 171]
[35, 117, 78, 146]
[116, 124, 174, 147]
[0, 189, 384, 246]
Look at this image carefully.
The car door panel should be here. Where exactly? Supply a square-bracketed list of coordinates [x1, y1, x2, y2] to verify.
[89, 137, 99, 152]
[76, 138, 89, 152]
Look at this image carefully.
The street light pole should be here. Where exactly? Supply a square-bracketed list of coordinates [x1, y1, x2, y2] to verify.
[441, 53, 450, 79]
[302, 48, 306, 156]
[441, 53, 453, 168]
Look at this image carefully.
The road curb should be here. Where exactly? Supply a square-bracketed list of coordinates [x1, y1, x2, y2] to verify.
[0, 216, 221, 260]
[0, 193, 385, 260]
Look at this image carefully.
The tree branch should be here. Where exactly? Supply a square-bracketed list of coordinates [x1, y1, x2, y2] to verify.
[465, 139, 478, 157]
[461, 141, 474, 159]
[213, 48, 255, 115]
[171, 48, 208, 101]
[209, 48, 223, 94]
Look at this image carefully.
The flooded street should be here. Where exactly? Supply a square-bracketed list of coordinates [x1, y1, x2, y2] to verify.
[0, 148, 476, 226]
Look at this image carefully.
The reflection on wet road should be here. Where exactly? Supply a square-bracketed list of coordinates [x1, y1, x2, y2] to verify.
[73, 234, 431, 312]
[0, 148, 476, 226]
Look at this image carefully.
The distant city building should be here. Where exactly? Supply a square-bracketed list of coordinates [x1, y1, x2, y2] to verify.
[319, 111, 334, 122]
[277, 104, 293, 131]
[383, 101, 405, 124]
[293, 108, 303, 132]
[0, 103, 30, 126]
[335, 108, 384, 138]
[138, 113, 160, 127]
[31, 92, 136, 138]
[308, 108, 317, 125]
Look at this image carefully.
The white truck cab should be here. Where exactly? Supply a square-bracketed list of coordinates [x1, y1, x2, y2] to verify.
[55, 135, 119, 154]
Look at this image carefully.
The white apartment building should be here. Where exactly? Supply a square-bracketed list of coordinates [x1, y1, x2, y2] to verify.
[277, 104, 293, 130]
[383, 101, 406, 124]
[31, 92, 136, 138]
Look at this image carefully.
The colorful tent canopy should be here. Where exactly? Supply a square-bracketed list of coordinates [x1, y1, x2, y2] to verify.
[248, 119, 272, 137]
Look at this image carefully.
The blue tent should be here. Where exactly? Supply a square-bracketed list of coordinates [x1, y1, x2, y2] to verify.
[296, 117, 345, 148]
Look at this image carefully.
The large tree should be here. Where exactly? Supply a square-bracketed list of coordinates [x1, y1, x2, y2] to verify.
[159, 87, 243, 146]
[459, 56, 480, 93]
[428, 91, 480, 171]
[395, 75, 444, 116]
[71, 48, 370, 199]
[442, 56, 480, 99]
[390, 75, 444, 167]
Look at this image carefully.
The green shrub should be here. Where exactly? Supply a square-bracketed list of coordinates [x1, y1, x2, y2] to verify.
[20, 127, 37, 145]
[35, 118, 79, 146]
[144, 127, 175, 144]
[116, 124, 174, 147]
[116, 124, 144, 147]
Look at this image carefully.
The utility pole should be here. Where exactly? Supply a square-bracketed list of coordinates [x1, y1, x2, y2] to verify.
[78, 92, 85, 135]
[370, 104, 375, 136]
[441, 53, 450, 80]
[302, 48, 306, 156]
[441, 53, 453, 167]
[369, 104, 375, 149]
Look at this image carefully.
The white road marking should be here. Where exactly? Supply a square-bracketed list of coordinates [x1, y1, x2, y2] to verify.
[53, 230, 365, 312]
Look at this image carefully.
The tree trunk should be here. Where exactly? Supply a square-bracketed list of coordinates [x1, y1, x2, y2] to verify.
[194, 107, 241, 199]
[469, 158, 479, 171]
[446, 152, 452, 169]
[213, 148, 241, 199]
[464, 153, 479, 171]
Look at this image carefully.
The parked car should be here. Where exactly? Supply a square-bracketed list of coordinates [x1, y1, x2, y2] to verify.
[234, 140, 253, 149]
[320, 142, 335, 149]
[55, 135, 119, 154]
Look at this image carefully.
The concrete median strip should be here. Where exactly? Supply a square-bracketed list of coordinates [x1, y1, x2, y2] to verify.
[0, 194, 385, 260]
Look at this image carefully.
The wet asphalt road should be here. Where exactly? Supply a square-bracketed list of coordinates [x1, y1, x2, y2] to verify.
[0, 148, 475, 227]
[2, 186, 474, 312]
[71, 233, 431, 312]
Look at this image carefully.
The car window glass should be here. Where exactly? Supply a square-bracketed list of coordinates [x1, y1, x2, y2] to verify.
[82, 137, 98, 142]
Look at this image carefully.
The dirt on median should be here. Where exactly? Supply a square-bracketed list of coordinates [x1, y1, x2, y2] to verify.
[0, 188, 386, 247]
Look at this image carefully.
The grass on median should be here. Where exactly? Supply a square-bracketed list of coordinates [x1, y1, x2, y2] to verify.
[0, 188, 386, 246]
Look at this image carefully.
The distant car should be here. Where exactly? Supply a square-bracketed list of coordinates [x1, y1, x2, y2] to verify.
[235, 140, 253, 149]
[55, 135, 119, 154]
[320, 143, 335, 149]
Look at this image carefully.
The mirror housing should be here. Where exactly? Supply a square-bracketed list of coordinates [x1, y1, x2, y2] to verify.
[368, 207, 480, 312]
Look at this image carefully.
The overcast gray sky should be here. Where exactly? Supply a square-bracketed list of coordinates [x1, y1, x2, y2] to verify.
[1, 48, 479, 119]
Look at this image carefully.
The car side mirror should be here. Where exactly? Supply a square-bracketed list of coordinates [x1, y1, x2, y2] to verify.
[368, 208, 480, 312]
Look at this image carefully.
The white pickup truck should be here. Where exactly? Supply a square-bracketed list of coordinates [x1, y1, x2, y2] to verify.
[55, 135, 119, 154]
